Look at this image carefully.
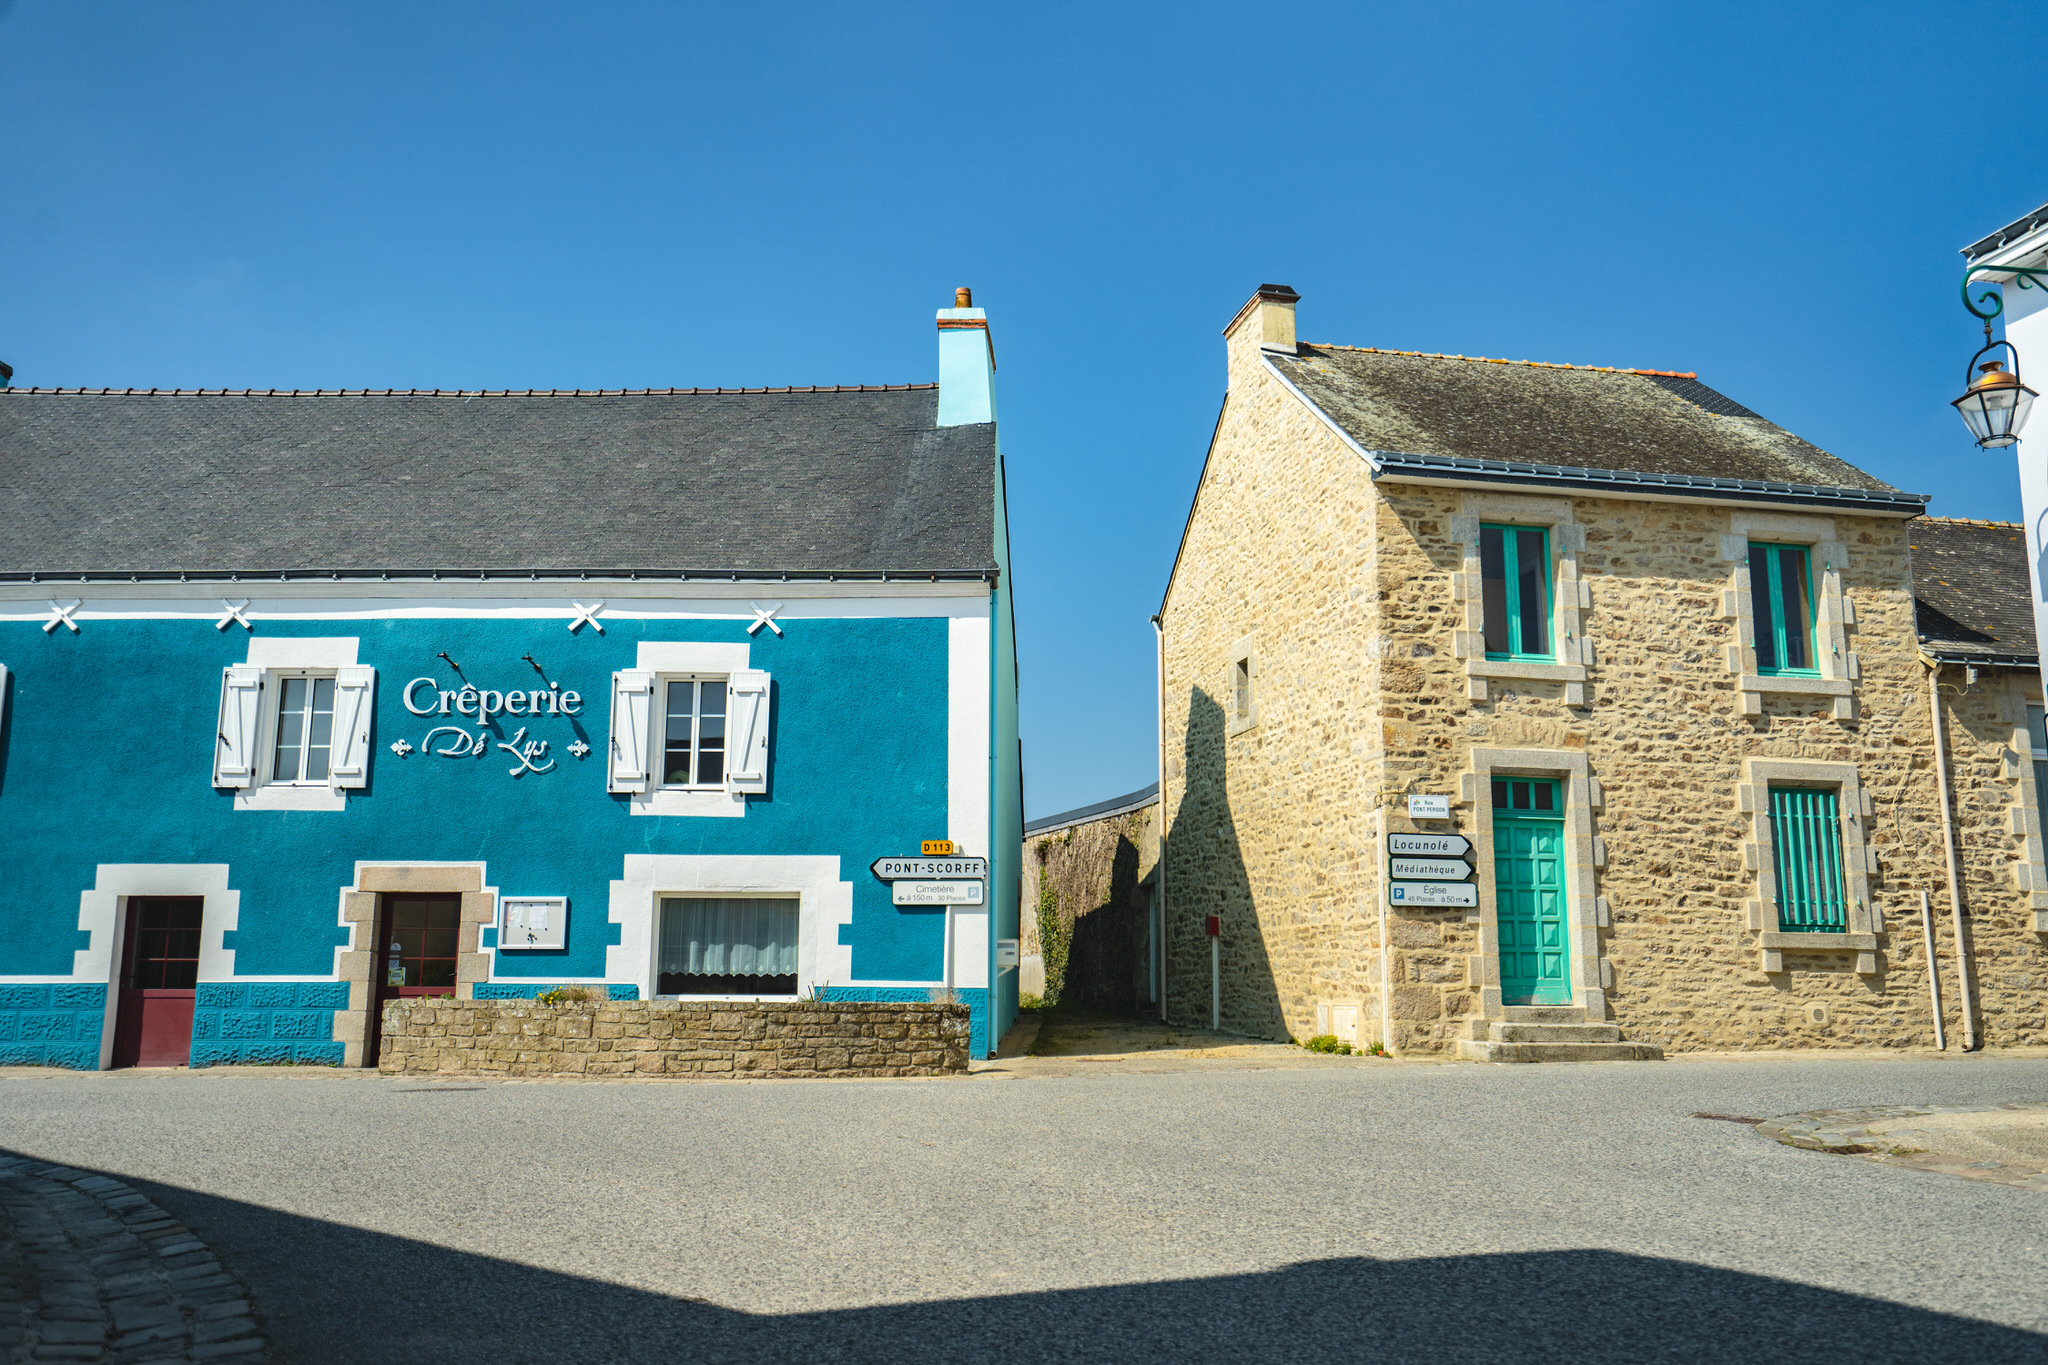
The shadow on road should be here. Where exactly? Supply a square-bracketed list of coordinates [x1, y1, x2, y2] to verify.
[19, 1148, 2038, 1363]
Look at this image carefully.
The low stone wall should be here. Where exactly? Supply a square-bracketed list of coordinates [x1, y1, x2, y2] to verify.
[377, 998, 971, 1078]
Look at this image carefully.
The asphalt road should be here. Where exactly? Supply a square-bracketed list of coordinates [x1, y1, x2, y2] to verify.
[3, 1056, 2046, 1363]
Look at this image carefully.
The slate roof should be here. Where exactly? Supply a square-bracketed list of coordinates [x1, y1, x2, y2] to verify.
[0, 385, 998, 580]
[1911, 516, 2037, 667]
[1024, 782, 1159, 837]
[1267, 346, 1927, 514]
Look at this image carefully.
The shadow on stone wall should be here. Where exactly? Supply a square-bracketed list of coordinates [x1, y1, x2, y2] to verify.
[69, 1149, 2040, 1363]
[1164, 689, 1287, 1037]
[1033, 820, 1148, 1013]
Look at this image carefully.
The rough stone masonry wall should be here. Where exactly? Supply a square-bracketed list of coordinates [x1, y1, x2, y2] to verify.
[1022, 804, 1158, 1011]
[1365, 481, 2046, 1053]
[378, 999, 970, 1077]
[1159, 323, 1389, 1040]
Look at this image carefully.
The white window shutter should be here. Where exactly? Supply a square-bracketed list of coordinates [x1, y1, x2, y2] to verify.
[724, 668, 771, 795]
[328, 666, 376, 789]
[212, 664, 264, 788]
[608, 669, 655, 793]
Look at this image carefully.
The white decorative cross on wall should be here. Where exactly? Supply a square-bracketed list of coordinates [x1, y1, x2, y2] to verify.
[567, 601, 605, 634]
[215, 598, 253, 632]
[747, 601, 784, 636]
[42, 600, 81, 634]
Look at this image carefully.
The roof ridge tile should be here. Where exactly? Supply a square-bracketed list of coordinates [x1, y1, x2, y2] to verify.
[1310, 343, 1696, 379]
[1, 382, 938, 397]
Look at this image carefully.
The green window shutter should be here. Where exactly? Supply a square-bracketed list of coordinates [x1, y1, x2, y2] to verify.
[1751, 543, 1816, 676]
[1480, 524, 1552, 661]
[1767, 786, 1847, 931]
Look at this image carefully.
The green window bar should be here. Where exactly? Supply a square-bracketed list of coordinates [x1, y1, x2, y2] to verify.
[1750, 542, 1817, 676]
[1491, 776, 1562, 814]
[1767, 786, 1847, 932]
[1480, 524, 1552, 661]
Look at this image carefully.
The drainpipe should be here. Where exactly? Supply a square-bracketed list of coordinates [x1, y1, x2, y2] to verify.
[1919, 889, 1946, 1051]
[1151, 613, 1170, 1025]
[1376, 800, 1395, 1055]
[1927, 662, 1980, 1049]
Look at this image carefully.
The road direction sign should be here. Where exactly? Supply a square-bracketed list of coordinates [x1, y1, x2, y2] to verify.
[892, 880, 986, 906]
[1389, 881, 1478, 908]
[1388, 833, 1472, 858]
[1389, 857, 1472, 881]
[871, 856, 987, 880]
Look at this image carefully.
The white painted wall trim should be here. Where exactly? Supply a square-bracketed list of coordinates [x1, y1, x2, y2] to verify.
[0, 590, 994, 620]
[948, 616, 991, 858]
[606, 855, 854, 1002]
[627, 641, 753, 819]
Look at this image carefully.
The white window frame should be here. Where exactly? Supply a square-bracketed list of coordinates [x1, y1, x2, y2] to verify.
[658, 673, 731, 792]
[652, 891, 803, 1001]
[226, 638, 365, 813]
[267, 670, 340, 787]
[622, 641, 753, 819]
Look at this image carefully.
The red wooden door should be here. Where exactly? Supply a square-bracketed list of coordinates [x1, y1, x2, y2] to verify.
[112, 897, 202, 1068]
[364, 894, 462, 1065]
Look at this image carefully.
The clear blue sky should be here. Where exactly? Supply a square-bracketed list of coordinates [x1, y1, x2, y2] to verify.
[5, 3, 2047, 818]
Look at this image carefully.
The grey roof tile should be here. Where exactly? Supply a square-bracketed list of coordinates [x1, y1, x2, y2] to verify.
[1270, 346, 1914, 504]
[1910, 516, 2037, 665]
[0, 386, 997, 577]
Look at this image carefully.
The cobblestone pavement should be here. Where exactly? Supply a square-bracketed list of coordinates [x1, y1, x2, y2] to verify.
[0, 1157, 266, 1364]
[1753, 1102, 2048, 1192]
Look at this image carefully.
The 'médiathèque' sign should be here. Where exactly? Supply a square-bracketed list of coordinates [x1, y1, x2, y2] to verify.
[390, 676, 592, 776]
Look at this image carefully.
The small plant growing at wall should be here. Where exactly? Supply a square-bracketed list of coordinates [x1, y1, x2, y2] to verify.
[536, 985, 598, 1005]
[1364, 1040, 1390, 1058]
[1035, 883, 1070, 1007]
[1018, 992, 1043, 1011]
[1299, 1034, 1357, 1056]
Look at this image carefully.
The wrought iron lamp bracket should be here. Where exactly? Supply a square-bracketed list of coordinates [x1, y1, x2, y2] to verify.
[1963, 263, 2048, 322]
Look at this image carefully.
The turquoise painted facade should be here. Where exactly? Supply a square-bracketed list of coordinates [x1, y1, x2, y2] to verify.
[0, 294, 1023, 1070]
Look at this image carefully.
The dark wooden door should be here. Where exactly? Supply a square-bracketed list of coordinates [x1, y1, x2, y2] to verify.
[364, 893, 462, 1065]
[112, 897, 202, 1068]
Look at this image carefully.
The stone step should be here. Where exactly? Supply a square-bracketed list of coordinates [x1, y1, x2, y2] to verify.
[1456, 1039, 1666, 1064]
[1500, 1006, 1588, 1025]
[1490, 1023, 1622, 1044]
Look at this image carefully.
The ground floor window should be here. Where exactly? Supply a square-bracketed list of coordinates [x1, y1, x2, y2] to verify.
[385, 894, 461, 990]
[657, 896, 798, 996]
[1767, 785, 1847, 931]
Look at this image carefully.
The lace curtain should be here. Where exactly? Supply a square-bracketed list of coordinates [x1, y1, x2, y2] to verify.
[658, 898, 798, 977]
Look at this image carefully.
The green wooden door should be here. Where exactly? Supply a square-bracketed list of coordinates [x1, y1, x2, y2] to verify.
[1492, 778, 1570, 1006]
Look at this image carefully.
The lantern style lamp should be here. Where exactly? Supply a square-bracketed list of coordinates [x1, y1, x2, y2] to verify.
[1954, 338, 2037, 448]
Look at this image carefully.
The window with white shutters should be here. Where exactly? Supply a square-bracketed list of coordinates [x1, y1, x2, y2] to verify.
[212, 664, 265, 788]
[608, 669, 656, 793]
[723, 669, 772, 795]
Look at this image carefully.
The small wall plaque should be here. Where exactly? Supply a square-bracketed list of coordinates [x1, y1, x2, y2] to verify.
[1406, 795, 1451, 819]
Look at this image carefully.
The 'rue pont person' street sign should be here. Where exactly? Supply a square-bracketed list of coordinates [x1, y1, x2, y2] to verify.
[1388, 857, 1472, 881]
[1389, 881, 1478, 908]
[870, 856, 987, 881]
[1387, 833, 1471, 858]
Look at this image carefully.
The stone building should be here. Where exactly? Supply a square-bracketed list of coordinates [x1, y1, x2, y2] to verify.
[1019, 784, 1160, 1011]
[1153, 284, 2048, 1058]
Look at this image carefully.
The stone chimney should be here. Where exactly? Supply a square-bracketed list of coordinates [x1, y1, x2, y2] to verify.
[937, 286, 995, 427]
[1222, 283, 1300, 356]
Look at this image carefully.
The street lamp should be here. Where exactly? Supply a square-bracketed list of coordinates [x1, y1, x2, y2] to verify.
[1958, 266, 2048, 446]
[1953, 340, 2036, 448]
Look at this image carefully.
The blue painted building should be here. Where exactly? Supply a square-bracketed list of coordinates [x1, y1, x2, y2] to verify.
[0, 290, 1021, 1067]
